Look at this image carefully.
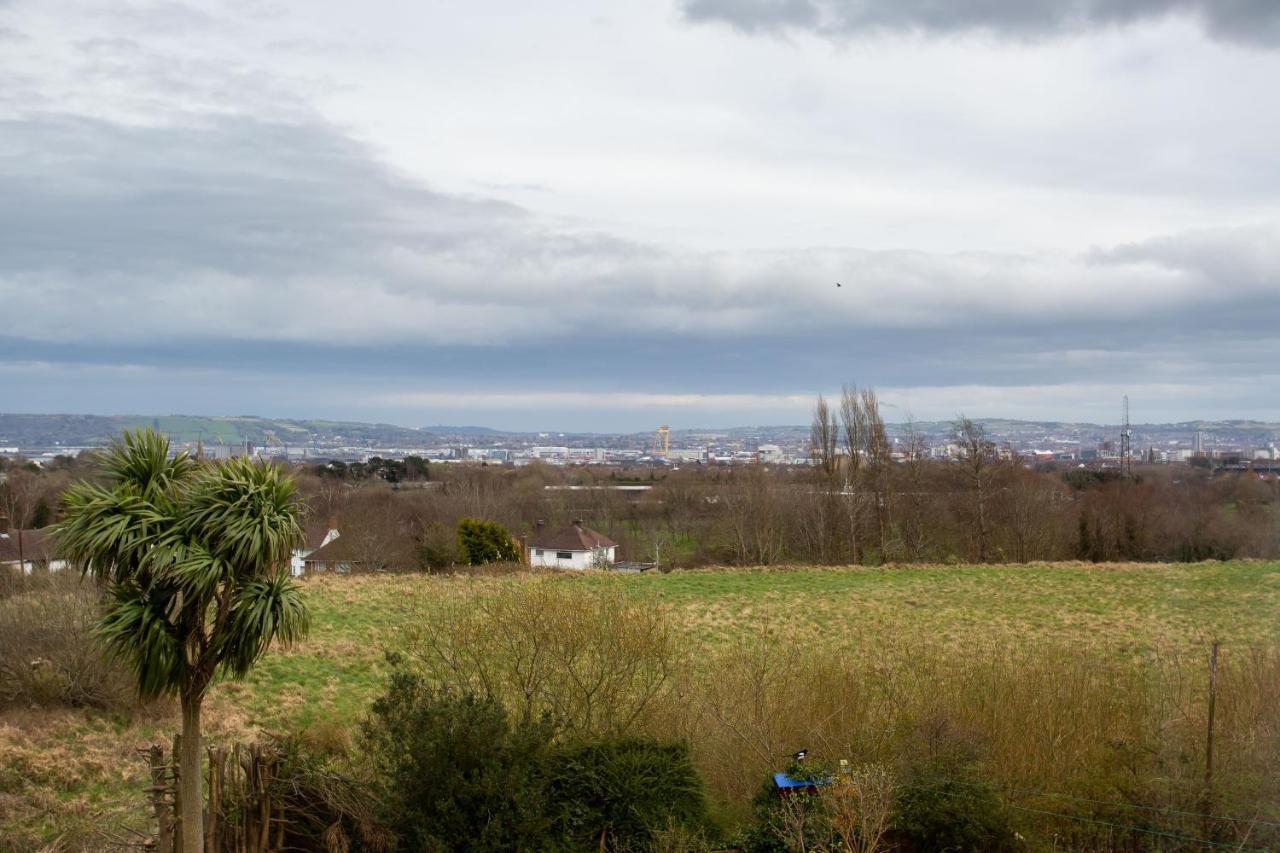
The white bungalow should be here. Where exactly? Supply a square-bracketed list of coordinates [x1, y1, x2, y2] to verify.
[0, 525, 66, 574]
[292, 519, 340, 576]
[527, 521, 617, 570]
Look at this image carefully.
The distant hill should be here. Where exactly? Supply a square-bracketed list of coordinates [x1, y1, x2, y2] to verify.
[0, 414, 430, 449]
[420, 425, 501, 435]
[1, 412, 1276, 451]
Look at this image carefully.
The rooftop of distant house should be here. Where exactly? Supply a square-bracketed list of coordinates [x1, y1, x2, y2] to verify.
[528, 522, 616, 552]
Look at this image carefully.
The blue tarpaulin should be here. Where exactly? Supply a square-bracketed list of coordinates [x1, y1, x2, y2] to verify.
[773, 772, 831, 790]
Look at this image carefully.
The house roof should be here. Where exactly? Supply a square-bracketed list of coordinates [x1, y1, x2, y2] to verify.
[0, 529, 54, 563]
[301, 520, 336, 551]
[529, 523, 616, 551]
[303, 535, 362, 565]
[302, 531, 415, 569]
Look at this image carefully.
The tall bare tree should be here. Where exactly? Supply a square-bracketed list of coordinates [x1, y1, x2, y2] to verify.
[810, 395, 840, 480]
[0, 465, 40, 530]
[955, 416, 998, 562]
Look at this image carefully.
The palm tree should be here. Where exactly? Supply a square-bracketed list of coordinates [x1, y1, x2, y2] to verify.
[54, 430, 309, 853]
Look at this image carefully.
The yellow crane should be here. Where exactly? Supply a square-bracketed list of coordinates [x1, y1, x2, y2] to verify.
[652, 425, 670, 457]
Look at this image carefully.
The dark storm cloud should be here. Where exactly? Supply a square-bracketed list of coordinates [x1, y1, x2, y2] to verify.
[680, 0, 1280, 47]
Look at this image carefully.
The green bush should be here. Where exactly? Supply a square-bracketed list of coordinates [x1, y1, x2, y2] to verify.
[893, 768, 1018, 853]
[361, 669, 718, 851]
[456, 517, 521, 565]
[546, 737, 716, 850]
[736, 764, 834, 853]
[361, 670, 557, 851]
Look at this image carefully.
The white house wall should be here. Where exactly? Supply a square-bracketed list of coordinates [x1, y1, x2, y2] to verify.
[529, 546, 616, 570]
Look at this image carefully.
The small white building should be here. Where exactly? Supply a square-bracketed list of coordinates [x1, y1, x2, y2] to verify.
[292, 519, 340, 576]
[0, 526, 66, 574]
[527, 522, 617, 570]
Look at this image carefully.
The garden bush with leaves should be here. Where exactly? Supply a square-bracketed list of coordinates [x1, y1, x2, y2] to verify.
[455, 517, 521, 565]
[546, 736, 716, 850]
[361, 668, 717, 851]
[893, 766, 1018, 853]
[361, 669, 557, 852]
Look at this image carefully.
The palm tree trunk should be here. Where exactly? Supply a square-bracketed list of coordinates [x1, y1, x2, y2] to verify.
[180, 692, 205, 853]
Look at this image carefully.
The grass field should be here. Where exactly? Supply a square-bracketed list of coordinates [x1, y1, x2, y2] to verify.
[3, 561, 1278, 850]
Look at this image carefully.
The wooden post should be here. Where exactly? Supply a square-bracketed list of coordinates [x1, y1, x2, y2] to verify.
[257, 745, 272, 853]
[148, 744, 174, 853]
[206, 746, 225, 853]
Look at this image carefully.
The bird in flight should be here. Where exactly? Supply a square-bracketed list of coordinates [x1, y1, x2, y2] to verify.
[836, 282, 842, 287]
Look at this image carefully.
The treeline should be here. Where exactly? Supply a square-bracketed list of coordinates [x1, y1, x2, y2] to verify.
[6, 405, 1277, 569]
[281, 400, 1277, 570]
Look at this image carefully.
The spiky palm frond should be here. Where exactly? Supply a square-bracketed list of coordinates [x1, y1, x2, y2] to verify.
[184, 456, 303, 576]
[97, 580, 185, 701]
[98, 428, 196, 499]
[54, 483, 179, 582]
[215, 574, 311, 679]
[53, 430, 309, 703]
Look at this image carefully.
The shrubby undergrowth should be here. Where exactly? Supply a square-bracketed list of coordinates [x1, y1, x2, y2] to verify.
[390, 576, 1280, 851]
[0, 572, 133, 709]
[360, 668, 714, 851]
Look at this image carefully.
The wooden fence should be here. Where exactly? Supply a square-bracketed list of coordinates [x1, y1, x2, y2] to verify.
[142, 737, 287, 853]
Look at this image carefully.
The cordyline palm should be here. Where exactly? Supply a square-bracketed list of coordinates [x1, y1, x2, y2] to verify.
[53, 429, 309, 853]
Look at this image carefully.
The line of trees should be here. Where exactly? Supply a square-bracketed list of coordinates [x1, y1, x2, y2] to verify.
[6, 414, 1277, 572]
[288, 406, 1280, 567]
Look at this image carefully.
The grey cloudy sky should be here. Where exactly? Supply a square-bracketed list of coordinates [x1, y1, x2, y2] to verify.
[2, 0, 1279, 431]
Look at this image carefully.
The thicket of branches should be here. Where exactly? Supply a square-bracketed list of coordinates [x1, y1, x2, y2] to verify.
[280, 427, 1277, 571]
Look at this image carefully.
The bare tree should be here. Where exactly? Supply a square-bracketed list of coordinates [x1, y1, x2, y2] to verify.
[856, 388, 895, 561]
[723, 467, 788, 565]
[810, 395, 840, 480]
[837, 385, 897, 562]
[955, 416, 998, 562]
[0, 465, 40, 530]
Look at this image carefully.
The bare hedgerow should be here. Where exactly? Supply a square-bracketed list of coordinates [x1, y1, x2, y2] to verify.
[821, 763, 896, 853]
[403, 576, 683, 739]
[0, 578, 134, 709]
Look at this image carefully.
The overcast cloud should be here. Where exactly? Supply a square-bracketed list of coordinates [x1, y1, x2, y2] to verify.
[1, 0, 1278, 430]
[681, 0, 1280, 47]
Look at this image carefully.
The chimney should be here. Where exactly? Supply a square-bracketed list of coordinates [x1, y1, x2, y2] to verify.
[535, 519, 545, 528]
[0, 515, 8, 536]
[327, 516, 338, 532]
[571, 518, 583, 527]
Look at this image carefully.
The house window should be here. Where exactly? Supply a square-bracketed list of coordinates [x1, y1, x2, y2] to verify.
[535, 549, 544, 556]
[556, 551, 573, 560]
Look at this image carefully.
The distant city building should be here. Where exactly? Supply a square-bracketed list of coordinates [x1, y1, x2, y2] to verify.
[756, 444, 785, 464]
